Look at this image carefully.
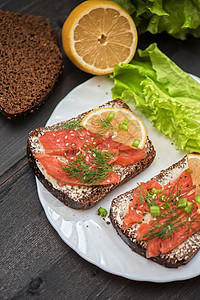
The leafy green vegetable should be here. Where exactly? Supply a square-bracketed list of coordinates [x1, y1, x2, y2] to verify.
[110, 43, 200, 152]
[111, 0, 200, 40]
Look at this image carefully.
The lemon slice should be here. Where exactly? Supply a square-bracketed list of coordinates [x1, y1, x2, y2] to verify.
[187, 153, 200, 193]
[62, 0, 138, 75]
[80, 107, 147, 149]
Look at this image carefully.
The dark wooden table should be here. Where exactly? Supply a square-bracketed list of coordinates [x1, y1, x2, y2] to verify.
[1, 0, 200, 299]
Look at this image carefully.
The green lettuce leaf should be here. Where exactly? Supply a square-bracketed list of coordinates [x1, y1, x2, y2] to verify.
[110, 43, 200, 152]
[111, 0, 200, 39]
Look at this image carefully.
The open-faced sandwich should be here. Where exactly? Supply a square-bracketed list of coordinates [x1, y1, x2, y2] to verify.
[110, 153, 200, 268]
[27, 99, 156, 209]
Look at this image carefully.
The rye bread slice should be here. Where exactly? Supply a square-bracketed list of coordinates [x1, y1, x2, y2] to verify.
[0, 11, 63, 119]
[27, 99, 156, 209]
[110, 155, 200, 268]
[0, 9, 58, 44]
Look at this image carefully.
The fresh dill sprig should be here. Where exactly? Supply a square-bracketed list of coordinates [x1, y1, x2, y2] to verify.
[136, 184, 158, 206]
[137, 178, 182, 207]
[135, 177, 200, 241]
[94, 117, 117, 139]
[139, 213, 200, 241]
[54, 118, 83, 131]
[136, 178, 200, 241]
[61, 143, 116, 185]
[165, 178, 181, 204]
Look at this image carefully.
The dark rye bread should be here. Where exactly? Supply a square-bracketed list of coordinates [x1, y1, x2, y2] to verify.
[0, 10, 58, 44]
[110, 155, 200, 268]
[27, 99, 156, 209]
[0, 11, 63, 119]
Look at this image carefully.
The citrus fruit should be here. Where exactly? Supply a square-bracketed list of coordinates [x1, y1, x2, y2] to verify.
[187, 153, 200, 194]
[80, 107, 147, 149]
[62, 0, 138, 75]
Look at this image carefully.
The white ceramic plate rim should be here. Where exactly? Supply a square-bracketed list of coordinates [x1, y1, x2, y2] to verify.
[36, 74, 200, 282]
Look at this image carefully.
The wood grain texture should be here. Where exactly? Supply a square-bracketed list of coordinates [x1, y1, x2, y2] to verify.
[0, 0, 200, 299]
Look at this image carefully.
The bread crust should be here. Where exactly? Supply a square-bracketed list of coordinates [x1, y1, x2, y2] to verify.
[110, 155, 200, 268]
[27, 99, 156, 209]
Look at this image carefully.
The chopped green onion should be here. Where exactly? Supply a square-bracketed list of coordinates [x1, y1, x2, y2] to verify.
[98, 207, 107, 217]
[184, 202, 193, 214]
[161, 202, 170, 210]
[194, 194, 200, 204]
[123, 118, 129, 125]
[158, 193, 167, 202]
[149, 187, 162, 195]
[177, 197, 188, 209]
[107, 112, 115, 122]
[185, 168, 193, 173]
[132, 139, 140, 148]
[150, 205, 161, 216]
[119, 124, 128, 131]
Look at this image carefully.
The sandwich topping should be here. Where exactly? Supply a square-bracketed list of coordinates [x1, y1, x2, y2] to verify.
[122, 162, 200, 258]
[80, 107, 147, 149]
[34, 107, 147, 186]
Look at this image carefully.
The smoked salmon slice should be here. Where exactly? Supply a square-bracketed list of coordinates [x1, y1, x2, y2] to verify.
[34, 153, 119, 186]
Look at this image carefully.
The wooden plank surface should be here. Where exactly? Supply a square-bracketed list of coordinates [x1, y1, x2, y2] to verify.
[0, 0, 200, 299]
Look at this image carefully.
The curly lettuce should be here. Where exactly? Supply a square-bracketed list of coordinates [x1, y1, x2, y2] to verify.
[110, 43, 200, 152]
[112, 0, 200, 40]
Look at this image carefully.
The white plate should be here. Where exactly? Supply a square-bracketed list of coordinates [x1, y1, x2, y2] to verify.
[36, 75, 200, 282]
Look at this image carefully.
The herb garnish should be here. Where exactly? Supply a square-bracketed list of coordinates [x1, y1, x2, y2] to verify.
[55, 118, 83, 132]
[137, 179, 182, 207]
[138, 212, 200, 241]
[94, 116, 117, 139]
[61, 143, 117, 185]
[137, 184, 158, 207]
[98, 207, 108, 217]
[136, 178, 200, 241]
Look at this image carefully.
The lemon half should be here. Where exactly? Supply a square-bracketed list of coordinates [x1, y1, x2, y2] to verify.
[62, 0, 138, 75]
